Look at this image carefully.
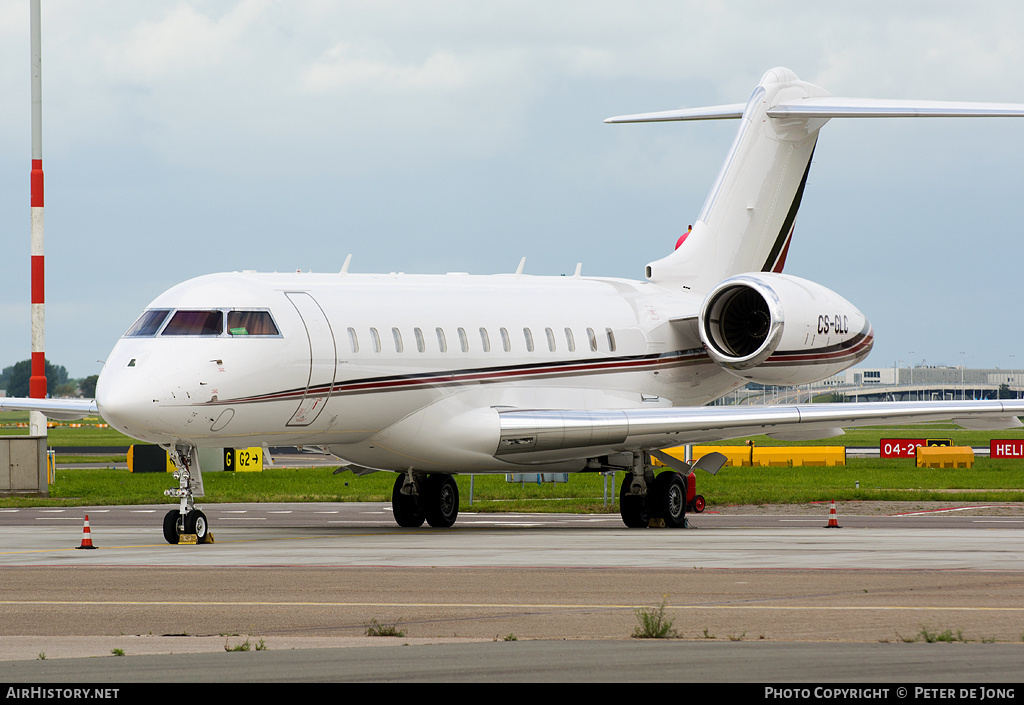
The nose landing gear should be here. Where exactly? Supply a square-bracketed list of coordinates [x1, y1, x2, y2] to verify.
[162, 444, 213, 544]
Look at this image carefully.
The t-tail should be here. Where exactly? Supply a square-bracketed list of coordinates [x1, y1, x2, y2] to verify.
[607, 67, 1024, 295]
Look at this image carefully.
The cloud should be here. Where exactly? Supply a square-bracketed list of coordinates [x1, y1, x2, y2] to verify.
[301, 44, 470, 93]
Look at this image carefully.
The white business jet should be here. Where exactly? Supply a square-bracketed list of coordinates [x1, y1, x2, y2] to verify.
[6, 67, 1024, 541]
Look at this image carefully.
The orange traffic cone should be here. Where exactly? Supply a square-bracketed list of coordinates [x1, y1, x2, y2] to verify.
[76, 514, 97, 549]
[824, 500, 841, 529]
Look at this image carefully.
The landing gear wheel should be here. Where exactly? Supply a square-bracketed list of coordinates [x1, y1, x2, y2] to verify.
[619, 476, 650, 528]
[652, 472, 687, 528]
[424, 475, 459, 528]
[162, 510, 181, 544]
[692, 494, 706, 513]
[391, 474, 425, 527]
[184, 510, 209, 542]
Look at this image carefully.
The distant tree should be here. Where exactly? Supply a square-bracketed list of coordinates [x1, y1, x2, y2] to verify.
[998, 383, 1016, 399]
[79, 374, 99, 398]
[2, 359, 69, 398]
[55, 382, 78, 398]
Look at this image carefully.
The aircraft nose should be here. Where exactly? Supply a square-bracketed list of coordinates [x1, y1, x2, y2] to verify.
[95, 350, 172, 444]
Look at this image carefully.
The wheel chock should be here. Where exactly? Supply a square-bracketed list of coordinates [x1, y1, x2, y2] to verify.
[200, 533, 215, 544]
[648, 517, 666, 528]
[178, 533, 199, 545]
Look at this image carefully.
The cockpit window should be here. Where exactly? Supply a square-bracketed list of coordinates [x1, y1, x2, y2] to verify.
[124, 309, 171, 337]
[162, 310, 224, 336]
[227, 310, 279, 336]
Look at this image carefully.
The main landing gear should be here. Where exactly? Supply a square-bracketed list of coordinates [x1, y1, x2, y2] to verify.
[618, 450, 713, 529]
[391, 472, 460, 528]
[162, 444, 212, 544]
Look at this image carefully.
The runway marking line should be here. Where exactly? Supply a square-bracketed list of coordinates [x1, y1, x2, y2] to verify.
[0, 600, 1022, 612]
[0, 534, 343, 555]
[894, 506, 996, 516]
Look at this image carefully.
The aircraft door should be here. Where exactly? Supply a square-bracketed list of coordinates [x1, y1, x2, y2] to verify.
[285, 292, 337, 427]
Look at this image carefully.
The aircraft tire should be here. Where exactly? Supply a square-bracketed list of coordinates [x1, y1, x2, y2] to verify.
[652, 472, 687, 528]
[619, 477, 649, 528]
[424, 474, 459, 528]
[391, 474, 425, 528]
[162, 510, 180, 544]
[185, 510, 209, 542]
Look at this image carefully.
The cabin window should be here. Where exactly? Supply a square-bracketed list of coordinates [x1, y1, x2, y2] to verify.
[370, 327, 381, 353]
[479, 327, 491, 353]
[606, 328, 617, 352]
[436, 327, 447, 353]
[500, 327, 511, 352]
[162, 310, 223, 336]
[523, 327, 535, 352]
[458, 327, 469, 352]
[545, 327, 556, 352]
[587, 327, 597, 352]
[227, 310, 279, 336]
[347, 327, 359, 353]
[564, 327, 575, 352]
[125, 309, 171, 337]
[392, 327, 404, 353]
[414, 327, 425, 353]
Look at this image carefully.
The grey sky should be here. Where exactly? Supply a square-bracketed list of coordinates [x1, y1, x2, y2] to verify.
[2, 1, 1023, 379]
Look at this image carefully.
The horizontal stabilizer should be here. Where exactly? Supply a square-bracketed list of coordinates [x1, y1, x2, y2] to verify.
[604, 104, 745, 123]
[767, 98, 1024, 119]
[605, 99, 1024, 124]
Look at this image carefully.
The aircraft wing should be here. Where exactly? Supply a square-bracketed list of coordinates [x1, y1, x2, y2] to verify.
[0, 397, 98, 421]
[495, 400, 1024, 457]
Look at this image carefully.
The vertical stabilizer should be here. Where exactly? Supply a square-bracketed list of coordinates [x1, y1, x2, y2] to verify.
[634, 68, 830, 292]
[607, 67, 1024, 294]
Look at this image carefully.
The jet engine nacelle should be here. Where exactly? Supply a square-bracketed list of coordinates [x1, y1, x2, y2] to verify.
[698, 272, 872, 386]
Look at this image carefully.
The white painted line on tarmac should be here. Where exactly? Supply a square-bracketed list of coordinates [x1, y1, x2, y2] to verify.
[896, 506, 994, 516]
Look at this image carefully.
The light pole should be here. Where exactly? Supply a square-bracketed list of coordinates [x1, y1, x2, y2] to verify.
[960, 352, 966, 401]
[28, 0, 47, 439]
[908, 351, 914, 401]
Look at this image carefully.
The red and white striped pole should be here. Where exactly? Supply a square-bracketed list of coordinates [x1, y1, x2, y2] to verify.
[29, 0, 46, 438]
